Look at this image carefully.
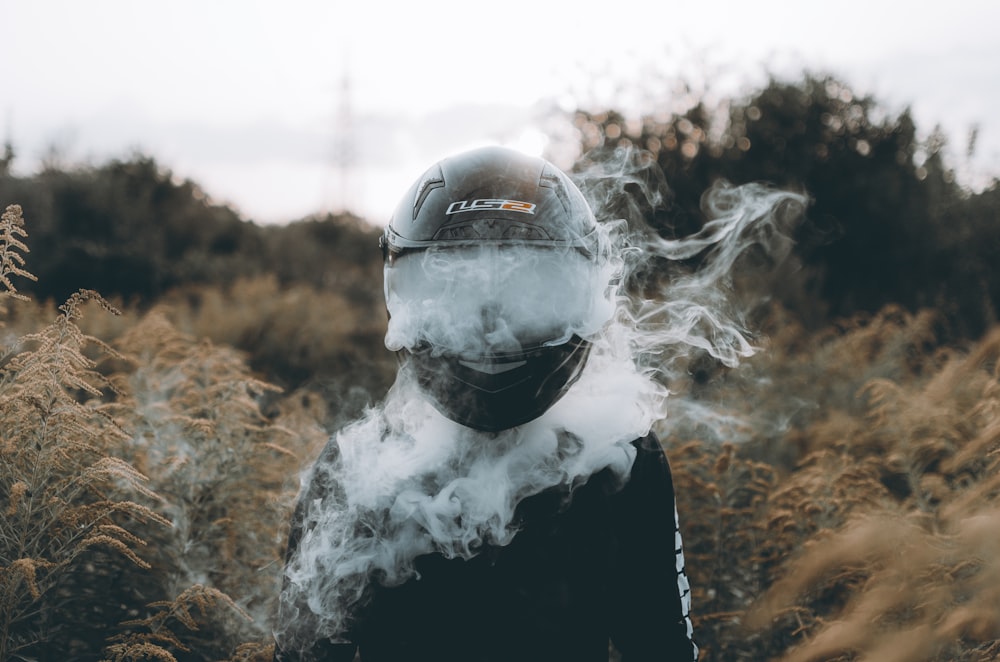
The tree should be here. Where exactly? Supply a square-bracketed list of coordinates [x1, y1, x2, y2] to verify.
[571, 73, 993, 334]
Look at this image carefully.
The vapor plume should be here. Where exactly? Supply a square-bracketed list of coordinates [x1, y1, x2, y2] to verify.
[274, 146, 807, 654]
[574, 147, 808, 441]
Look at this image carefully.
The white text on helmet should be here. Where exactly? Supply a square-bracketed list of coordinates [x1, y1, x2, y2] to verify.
[445, 199, 536, 215]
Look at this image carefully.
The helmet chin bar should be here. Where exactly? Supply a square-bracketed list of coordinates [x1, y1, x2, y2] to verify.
[402, 336, 592, 433]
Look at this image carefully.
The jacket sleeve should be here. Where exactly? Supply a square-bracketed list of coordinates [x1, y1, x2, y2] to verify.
[609, 434, 698, 661]
[273, 440, 359, 662]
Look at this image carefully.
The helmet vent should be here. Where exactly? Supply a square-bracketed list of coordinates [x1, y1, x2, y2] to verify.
[413, 168, 445, 219]
[431, 220, 551, 241]
[539, 166, 573, 215]
[502, 224, 548, 240]
[435, 225, 480, 241]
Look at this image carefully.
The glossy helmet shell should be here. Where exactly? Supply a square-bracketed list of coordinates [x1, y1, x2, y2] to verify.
[381, 146, 599, 432]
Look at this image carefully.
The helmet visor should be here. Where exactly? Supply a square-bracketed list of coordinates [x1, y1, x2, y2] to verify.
[384, 244, 608, 357]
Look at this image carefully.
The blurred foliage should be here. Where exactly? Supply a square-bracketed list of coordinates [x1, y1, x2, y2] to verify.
[1, 71, 997, 344]
[0, 155, 383, 311]
[0, 156, 388, 396]
[573, 73, 1000, 337]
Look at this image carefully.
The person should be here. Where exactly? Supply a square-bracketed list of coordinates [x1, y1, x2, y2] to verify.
[273, 146, 698, 662]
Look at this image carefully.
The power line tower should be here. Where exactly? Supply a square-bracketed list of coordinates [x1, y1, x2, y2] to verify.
[325, 57, 357, 215]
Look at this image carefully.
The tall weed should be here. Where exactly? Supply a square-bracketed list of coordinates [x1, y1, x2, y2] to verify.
[114, 312, 302, 642]
[739, 320, 1000, 660]
[0, 205, 309, 660]
[1, 205, 169, 658]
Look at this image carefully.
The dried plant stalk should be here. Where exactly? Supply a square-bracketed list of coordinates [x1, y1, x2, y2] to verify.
[0, 286, 167, 659]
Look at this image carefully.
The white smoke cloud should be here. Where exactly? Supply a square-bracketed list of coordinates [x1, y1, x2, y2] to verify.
[573, 147, 808, 441]
[274, 146, 807, 654]
[383, 236, 622, 357]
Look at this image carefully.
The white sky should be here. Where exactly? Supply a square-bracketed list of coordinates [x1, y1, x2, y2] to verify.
[3, 0, 999, 224]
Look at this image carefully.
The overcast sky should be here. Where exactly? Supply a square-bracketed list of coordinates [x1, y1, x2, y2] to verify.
[3, 0, 999, 224]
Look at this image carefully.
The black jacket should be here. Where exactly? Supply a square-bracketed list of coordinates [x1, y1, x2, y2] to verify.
[274, 433, 697, 662]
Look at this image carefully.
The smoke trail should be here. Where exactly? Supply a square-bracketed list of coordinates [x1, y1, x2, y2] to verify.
[573, 146, 808, 441]
[274, 146, 806, 654]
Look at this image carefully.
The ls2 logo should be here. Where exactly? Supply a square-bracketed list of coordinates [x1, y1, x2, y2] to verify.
[445, 199, 536, 215]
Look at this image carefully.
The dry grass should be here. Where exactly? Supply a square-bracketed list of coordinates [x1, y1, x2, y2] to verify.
[104, 584, 253, 662]
[740, 328, 1000, 662]
[664, 307, 1000, 661]
[156, 276, 394, 402]
[0, 205, 36, 308]
[0, 207, 316, 660]
[5, 200, 1000, 660]
[0, 255, 169, 655]
[113, 309, 305, 645]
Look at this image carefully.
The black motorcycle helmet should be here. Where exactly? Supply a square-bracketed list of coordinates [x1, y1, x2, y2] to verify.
[380, 146, 609, 432]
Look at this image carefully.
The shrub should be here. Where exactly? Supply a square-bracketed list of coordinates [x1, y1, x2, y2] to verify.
[1, 222, 170, 658]
[0, 205, 317, 660]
